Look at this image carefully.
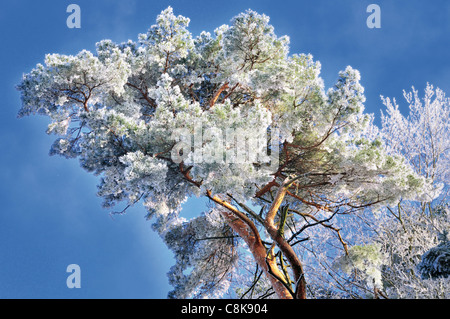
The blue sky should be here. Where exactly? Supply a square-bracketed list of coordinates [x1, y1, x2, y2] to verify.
[0, 0, 449, 298]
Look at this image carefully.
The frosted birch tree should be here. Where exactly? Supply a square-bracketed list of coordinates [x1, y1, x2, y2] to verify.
[17, 7, 430, 299]
[372, 84, 449, 298]
[322, 84, 449, 299]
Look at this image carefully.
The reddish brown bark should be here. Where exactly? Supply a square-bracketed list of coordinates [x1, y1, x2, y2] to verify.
[264, 177, 307, 299]
[206, 190, 293, 299]
[209, 82, 229, 108]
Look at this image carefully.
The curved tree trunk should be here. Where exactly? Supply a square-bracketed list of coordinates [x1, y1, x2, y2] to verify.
[207, 189, 306, 299]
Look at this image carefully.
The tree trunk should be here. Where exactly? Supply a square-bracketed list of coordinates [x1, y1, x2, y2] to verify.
[219, 208, 294, 299]
[207, 190, 296, 299]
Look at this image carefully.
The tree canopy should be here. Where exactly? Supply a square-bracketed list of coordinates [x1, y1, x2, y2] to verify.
[17, 7, 436, 299]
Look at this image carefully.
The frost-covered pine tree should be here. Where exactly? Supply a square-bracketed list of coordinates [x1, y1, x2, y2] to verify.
[17, 7, 430, 299]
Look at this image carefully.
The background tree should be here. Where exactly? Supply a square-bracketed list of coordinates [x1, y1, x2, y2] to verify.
[315, 84, 449, 299]
[372, 84, 449, 298]
[17, 7, 429, 299]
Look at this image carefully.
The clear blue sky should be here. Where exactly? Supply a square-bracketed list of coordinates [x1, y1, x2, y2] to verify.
[0, 0, 449, 298]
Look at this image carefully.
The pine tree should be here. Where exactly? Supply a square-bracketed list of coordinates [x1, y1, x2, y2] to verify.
[17, 7, 429, 299]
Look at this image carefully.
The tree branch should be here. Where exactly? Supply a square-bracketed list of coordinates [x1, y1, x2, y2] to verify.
[263, 176, 308, 299]
[208, 82, 229, 108]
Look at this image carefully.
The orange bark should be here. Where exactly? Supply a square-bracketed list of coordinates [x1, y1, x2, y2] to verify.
[206, 190, 293, 299]
[209, 82, 229, 108]
[264, 177, 307, 299]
